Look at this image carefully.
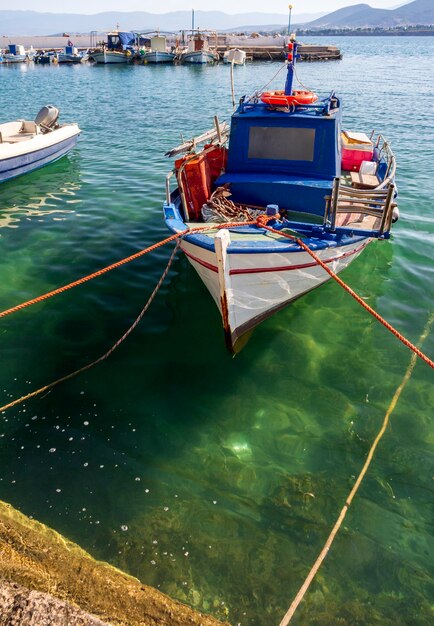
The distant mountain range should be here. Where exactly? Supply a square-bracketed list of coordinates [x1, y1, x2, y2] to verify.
[303, 0, 434, 29]
[0, 1, 432, 36]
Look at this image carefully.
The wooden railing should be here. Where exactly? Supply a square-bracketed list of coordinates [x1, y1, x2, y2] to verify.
[325, 177, 396, 235]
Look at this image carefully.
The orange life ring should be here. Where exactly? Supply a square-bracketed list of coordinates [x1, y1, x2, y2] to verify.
[261, 90, 318, 106]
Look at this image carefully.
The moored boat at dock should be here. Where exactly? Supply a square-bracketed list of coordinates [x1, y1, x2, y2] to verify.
[143, 34, 175, 64]
[91, 31, 135, 64]
[3, 44, 27, 63]
[180, 30, 219, 64]
[58, 45, 84, 64]
[0, 105, 80, 183]
[34, 50, 58, 64]
[163, 37, 398, 351]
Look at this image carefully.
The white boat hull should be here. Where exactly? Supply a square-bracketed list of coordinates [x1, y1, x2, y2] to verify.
[182, 51, 217, 64]
[3, 54, 27, 63]
[91, 51, 129, 64]
[180, 233, 370, 350]
[144, 51, 175, 63]
[58, 54, 83, 64]
[0, 122, 81, 183]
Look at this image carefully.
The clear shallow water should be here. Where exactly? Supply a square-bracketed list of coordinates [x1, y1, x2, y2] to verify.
[0, 37, 433, 625]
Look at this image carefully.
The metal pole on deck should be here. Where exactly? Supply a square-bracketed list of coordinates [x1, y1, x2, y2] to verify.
[287, 4, 293, 36]
[284, 5, 296, 95]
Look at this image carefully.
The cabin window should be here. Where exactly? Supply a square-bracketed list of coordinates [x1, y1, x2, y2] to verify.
[248, 127, 316, 162]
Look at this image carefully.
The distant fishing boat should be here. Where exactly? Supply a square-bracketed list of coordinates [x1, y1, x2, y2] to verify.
[0, 105, 80, 183]
[34, 51, 58, 64]
[223, 49, 246, 65]
[163, 37, 399, 352]
[91, 32, 135, 64]
[180, 30, 219, 64]
[3, 44, 27, 63]
[58, 45, 84, 64]
[144, 34, 175, 64]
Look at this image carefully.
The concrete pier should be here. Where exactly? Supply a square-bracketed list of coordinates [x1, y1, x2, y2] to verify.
[216, 43, 341, 61]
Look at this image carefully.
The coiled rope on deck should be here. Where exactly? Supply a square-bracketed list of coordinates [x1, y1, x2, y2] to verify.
[278, 310, 434, 626]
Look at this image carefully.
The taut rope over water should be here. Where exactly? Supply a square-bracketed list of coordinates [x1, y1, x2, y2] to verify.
[0, 216, 432, 415]
[0, 241, 180, 414]
[261, 223, 434, 370]
[278, 311, 434, 626]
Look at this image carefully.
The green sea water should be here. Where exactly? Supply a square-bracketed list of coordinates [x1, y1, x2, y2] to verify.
[0, 37, 433, 625]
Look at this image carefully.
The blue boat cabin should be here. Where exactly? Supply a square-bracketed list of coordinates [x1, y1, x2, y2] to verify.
[215, 102, 342, 219]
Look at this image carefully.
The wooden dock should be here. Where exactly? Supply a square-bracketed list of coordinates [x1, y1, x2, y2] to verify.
[216, 44, 342, 62]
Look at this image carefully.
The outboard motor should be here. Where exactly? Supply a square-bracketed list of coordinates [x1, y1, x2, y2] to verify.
[35, 105, 59, 131]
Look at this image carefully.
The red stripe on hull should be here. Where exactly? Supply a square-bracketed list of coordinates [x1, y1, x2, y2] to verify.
[183, 242, 369, 275]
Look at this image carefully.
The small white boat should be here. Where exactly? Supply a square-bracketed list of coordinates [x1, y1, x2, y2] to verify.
[144, 35, 175, 64]
[0, 106, 80, 183]
[180, 31, 219, 64]
[223, 49, 246, 65]
[58, 46, 83, 64]
[3, 44, 27, 63]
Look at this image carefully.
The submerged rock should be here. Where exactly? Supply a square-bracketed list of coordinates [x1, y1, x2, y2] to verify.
[0, 499, 227, 626]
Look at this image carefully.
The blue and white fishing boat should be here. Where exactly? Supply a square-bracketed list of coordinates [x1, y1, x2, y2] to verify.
[0, 106, 80, 183]
[163, 38, 398, 351]
[58, 45, 83, 64]
[144, 34, 175, 64]
[180, 30, 219, 64]
[3, 44, 27, 63]
[91, 32, 135, 64]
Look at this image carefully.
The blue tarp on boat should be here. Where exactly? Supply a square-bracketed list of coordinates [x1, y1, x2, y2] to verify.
[107, 32, 150, 50]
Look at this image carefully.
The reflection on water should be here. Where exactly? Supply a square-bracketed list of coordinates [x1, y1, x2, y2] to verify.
[0, 157, 82, 229]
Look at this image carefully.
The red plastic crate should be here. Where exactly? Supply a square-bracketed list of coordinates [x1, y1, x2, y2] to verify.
[342, 146, 374, 172]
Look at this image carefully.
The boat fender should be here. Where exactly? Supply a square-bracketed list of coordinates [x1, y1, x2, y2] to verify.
[392, 206, 399, 223]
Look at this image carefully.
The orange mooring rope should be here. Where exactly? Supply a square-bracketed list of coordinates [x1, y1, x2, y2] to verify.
[0, 221, 253, 320]
[0, 215, 431, 415]
[0, 229, 187, 319]
[261, 222, 434, 370]
[278, 310, 434, 626]
[0, 241, 181, 414]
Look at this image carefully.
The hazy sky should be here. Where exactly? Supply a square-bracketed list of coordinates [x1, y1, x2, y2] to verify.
[0, 1, 405, 15]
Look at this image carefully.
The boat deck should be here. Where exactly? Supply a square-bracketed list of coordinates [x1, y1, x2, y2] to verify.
[1, 133, 36, 143]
